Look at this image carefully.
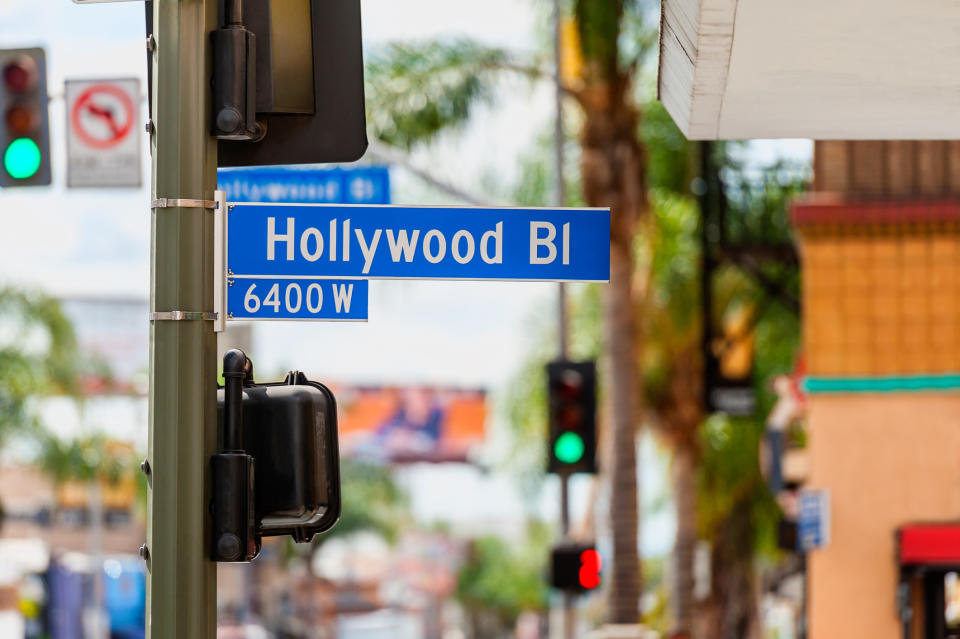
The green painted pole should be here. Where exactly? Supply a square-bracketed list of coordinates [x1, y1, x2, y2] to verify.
[145, 0, 219, 637]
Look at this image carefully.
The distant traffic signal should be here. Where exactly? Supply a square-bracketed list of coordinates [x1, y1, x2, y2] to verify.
[547, 360, 597, 474]
[0, 48, 50, 187]
[550, 543, 602, 593]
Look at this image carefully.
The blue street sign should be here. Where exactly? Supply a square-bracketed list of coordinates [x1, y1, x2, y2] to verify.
[228, 277, 368, 321]
[227, 204, 610, 282]
[218, 165, 390, 205]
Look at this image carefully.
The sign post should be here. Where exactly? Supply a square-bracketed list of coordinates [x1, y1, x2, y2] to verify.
[65, 78, 141, 188]
[145, 0, 218, 637]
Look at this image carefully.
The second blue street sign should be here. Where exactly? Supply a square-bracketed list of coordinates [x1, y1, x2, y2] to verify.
[228, 277, 369, 321]
[227, 204, 610, 282]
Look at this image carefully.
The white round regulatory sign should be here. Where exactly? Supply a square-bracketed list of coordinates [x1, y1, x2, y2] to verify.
[65, 78, 141, 188]
[71, 83, 135, 150]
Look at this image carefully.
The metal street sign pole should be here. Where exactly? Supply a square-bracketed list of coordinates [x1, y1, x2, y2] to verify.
[145, 0, 219, 636]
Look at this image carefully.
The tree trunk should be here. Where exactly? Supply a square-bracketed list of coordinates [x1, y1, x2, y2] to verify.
[672, 439, 698, 635]
[580, 74, 646, 624]
[654, 346, 704, 635]
[697, 496, 757, 639]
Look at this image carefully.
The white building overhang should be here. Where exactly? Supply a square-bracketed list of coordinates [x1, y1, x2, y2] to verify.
[658, 0, 960, 140]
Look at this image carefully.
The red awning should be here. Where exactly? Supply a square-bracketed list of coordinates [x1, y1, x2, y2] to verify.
[899, 524, 960, 566]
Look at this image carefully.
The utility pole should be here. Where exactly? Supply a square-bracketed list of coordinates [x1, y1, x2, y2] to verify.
[552, 1, 575, 638]
[145, 0, 219, 636]
[553, 0, 569, 360]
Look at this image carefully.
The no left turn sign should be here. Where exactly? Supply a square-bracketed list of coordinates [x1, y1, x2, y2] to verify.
[66, 78, 141, 188]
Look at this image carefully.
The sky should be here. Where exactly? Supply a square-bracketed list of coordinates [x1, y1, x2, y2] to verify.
[0, 0, 811, 556]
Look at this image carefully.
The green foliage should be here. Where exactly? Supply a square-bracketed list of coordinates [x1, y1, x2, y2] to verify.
[456, 522, 550, 635]
[319, 459, 409, 544]
[719, 151, 809, 248]
[366, 40, 510, 149]
[503, 351, 550, 500]
[0, 287, 77, 444]
[639, 190, 701, 406]
[695, 151, 805, 557]
[511, 146, 554, 208]
[574, 0, 624, 77]
[36, 431, 135, 485]
[641, 100, 694, 195]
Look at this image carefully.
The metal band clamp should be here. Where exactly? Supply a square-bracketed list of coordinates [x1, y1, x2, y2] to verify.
[149, 311, 219, 321]
[151, 198, 219, 210]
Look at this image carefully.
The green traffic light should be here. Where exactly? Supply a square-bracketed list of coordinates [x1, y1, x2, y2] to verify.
[4, 137, 41, 179]
[554, 432, 585, 464]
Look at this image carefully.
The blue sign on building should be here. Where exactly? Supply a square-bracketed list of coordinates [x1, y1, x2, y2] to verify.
[228, 277, 368, 321]
[218, 165, 390, 205]
[226, 204, 610, 282]
[798, 490, 831, 552]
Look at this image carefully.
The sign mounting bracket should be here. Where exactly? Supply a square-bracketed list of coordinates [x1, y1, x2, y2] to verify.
[149, 311, 219, 321]
[151, 198, 218, 210]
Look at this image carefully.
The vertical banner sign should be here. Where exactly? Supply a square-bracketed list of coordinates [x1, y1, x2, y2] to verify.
[65, 78, 141, 188]
[705, 302, 757, 416]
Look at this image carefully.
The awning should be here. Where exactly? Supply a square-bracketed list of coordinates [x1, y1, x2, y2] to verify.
[899, 524, 960, 566]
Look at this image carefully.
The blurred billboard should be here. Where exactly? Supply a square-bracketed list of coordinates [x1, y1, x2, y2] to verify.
[337, 386, 486, 463]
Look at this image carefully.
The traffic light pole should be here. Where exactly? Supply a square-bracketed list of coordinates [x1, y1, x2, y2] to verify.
[560, 471, 575, 639]
[553, 0, 576, 637]
[145, 0, 219, 637]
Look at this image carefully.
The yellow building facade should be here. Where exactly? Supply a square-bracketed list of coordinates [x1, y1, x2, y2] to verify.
[797, 141, 960, 639]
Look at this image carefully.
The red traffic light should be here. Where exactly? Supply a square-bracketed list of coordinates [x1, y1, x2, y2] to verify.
[578, 548, 602, 589]
[550, 542, 601, 592]
[2, 55, 38, 94]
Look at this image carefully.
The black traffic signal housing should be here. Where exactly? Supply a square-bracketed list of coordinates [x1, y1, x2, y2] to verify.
[547, 360, 597, 475]
[216, 0, 367, 166]
[212, 350, 341, 562]
[550, 543, 602, 593]
[0, 48, 51, 187]
[211, 0, 260, 140]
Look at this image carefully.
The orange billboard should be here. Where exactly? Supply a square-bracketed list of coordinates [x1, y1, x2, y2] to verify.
[336, 386, 487, 463]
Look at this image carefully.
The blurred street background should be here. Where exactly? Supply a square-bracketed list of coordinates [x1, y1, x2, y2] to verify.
[3, 0, 960, 638]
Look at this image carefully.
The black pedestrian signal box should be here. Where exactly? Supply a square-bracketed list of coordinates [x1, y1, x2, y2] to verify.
[212, 350, 341, 562]
[0, 48, 51, 187]
[547, 360, 597, 475]
[216, 0, 367, 167]
[550, 543, 602, 593]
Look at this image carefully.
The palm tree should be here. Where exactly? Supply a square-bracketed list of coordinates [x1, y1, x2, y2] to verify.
[575, 4, 647, 620]
[366, 1, 652, 620]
